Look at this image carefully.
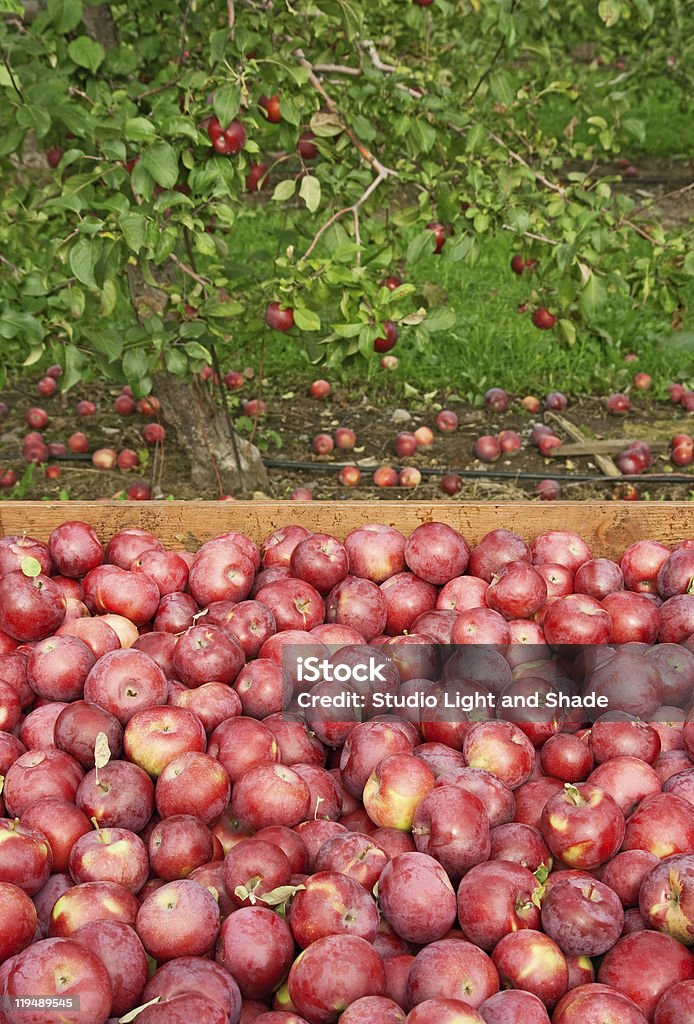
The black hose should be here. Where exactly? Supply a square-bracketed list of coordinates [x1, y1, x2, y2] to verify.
[4, 452, 691, 486]
[260, 457, 693, 486]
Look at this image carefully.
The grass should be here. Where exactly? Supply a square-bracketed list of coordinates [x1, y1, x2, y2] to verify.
[229, 220, 692, 401]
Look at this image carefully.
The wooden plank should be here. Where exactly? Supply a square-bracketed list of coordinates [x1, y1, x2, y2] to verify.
[548, 440, 669, 457]
[0, 501, 692, 558]
[545, 412, 620, 476]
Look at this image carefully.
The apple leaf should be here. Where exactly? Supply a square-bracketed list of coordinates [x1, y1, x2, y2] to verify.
[94, 732, 112, 788]
[300, 175, 321, 214]
[67, 36, 105, 74]
[272, 180, 296, 202]
[422, 307, 457, 332]
[118, 997, 162, 1023]
[293, 306, 321, 331]
[47, 0, 83, 34]
[598, 0, 621, 27]
[258, 884, 306, 907]
[580, 272, 607, 317]
[69, 238, 98, 289]
[310, 112, 344, 138]
[558, 319, 577, 346]
[124, 117, 158, 142]
[234, 884, 256, 904]
[407, 230, 436, 265]
[142, 142, 179, 190]
[22, 346, 45, 367]
[213, 84, 241, 127]
[20, 556, 42, 578]
[534, 863, 550, 885]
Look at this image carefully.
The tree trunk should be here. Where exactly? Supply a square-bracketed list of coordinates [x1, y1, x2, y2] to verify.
[153, 373, 268, 497]
[82, 4, 120, 48]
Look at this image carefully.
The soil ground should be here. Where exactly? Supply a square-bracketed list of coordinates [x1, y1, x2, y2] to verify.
[1, 376, 691, 504]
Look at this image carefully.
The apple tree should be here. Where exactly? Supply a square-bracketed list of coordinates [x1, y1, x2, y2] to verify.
[0, 0, 691, 492]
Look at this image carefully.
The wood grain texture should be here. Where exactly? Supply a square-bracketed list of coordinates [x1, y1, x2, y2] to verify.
[0, 501, 692, 556]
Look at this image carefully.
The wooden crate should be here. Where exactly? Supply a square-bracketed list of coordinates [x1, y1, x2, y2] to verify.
[0, 501, 691, 558]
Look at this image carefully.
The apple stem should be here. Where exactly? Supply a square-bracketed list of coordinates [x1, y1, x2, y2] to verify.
[564, 783, 584, 806]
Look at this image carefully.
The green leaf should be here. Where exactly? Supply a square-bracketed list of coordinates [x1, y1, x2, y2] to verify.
[90, 329, 122, 360]
[62, 344, 86, 391]
[67, 36, 105, 74]
[213, 84, 241, 127]
[142, 142, 179, 189]
[0, 310, 45, 346]
[23, 346, 45, 367]
[300, 175, 321, 214]
[183, 341, 211, 361]
[293, 307, 321, 331]
[410, 120, 436, 154]
[333, 323, 364, 338]
[598, 0, 621, 27]
[123, 348, 150, 385]
[632, 0, 654, 24]
[125, 117, 158, 142]
[69, 238, 98, 289]
[21, 556, 42, 578]
[407, 230, 436, 264]
[119, 212, 148, 253]
[208, 28, 228, 66]
[558, 319, 577, 346]
[201, 299, 244, 318]
[423, 307, 457, 333]
[0, 125, 23, 157]
[272, 180, 296, 202]
[100, 280, 118, 319]
[684, 252, 694, 276]
[310, 112, 343, 138]
[466, 123, 487, 153]
[279, 96, 300, 127]
[0, 0, 24, 14]
[580, 273, 607, 317]
[165, 348, 189, 376]
[47, 0, 83, 34]
[158, 116, 199, 142]
[489, 69, 514, 107]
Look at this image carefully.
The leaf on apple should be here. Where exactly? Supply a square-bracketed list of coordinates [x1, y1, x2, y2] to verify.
[118, 997, 162, 1022]
[20, 556, 42, 578]
[94, 731, 112, 786]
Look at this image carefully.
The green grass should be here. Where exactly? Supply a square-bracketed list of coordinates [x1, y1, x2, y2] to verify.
[228, 219, 692, 400]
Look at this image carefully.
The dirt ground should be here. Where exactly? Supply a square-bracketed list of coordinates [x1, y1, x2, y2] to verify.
[1, 375, 691, 504]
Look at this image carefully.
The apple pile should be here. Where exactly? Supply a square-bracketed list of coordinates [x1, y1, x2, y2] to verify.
[0, 520, 694, 1024]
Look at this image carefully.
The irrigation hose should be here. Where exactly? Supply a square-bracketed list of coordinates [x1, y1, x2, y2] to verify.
[3, 452, 691, 487]
[260, 458, 693, 486]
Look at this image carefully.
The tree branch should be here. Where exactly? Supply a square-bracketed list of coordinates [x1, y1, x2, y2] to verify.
[227, 0, 235, 36]
[313, 63, 362, 76]
[169, 253, 212, 289]
[137, 76, 183, 100]
[502, 224, 558, 245]
[463, 0, 520, 106]
[1, 48, 23, 101]
[302, 168, 389, 260]
[0, 253, 21, 276]
[295, 50, 396, 179]
[362, 39, 396, 73]
[488, 131, 566, 195]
